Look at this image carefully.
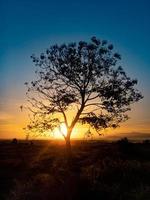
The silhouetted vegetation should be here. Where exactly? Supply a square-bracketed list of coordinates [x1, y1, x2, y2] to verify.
[117, 137, 133, 153]
[23, 37, 143, 156]
[143, 139, 150, 145]
[0, 140, 150, 200]
[11, 138, 18, 145]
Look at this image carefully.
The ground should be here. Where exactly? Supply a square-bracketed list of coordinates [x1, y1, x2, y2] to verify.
[0, 139, 150, 200]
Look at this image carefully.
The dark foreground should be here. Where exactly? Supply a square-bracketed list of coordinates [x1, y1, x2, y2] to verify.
[0, 139, 150, 200]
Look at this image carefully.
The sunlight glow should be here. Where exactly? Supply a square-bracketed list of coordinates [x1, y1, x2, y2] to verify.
[60, 123, 67, 136]
[52, 123, 67, 139]
[52, 123, 82, 139]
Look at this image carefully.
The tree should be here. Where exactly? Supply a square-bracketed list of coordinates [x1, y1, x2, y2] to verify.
[24, 37, 143, 156]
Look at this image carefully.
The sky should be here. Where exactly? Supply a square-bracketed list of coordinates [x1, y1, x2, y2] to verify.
[0, 0, 150, 139]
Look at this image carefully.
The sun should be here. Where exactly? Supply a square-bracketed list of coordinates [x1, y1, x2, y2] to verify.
[59, 123, 67, 136]
[52, 123, 67, 139]
[52, 122, 82, 139]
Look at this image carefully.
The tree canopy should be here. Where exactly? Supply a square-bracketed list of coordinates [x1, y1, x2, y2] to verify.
[24, 37, 143, 142]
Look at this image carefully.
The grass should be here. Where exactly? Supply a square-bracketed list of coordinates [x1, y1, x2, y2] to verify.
[0, 139, 150, 200]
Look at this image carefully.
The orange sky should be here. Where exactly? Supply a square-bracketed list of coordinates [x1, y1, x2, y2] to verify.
[0, 95, 150, 140]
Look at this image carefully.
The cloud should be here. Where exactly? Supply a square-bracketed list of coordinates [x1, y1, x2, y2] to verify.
[104, 132, 150, 140]
[0, 112, 13, 119]
[0, 112, 14, 126]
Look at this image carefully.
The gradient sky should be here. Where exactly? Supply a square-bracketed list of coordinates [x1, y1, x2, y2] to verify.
[0, 0, 150, 139]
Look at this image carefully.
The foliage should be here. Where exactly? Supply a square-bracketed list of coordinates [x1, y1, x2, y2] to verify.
[11, 138, 18, 145]
[24, 37, 143, 139]
[117, 137, 133, 153]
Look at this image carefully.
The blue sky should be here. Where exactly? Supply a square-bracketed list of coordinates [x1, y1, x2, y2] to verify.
[0, 0, 150, 138]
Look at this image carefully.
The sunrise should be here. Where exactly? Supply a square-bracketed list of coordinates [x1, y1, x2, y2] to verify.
[0, 0, 150, 199]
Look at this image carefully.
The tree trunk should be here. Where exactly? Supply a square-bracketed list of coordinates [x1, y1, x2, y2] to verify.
[65, 133, 72, 167]
[64, 102, 85, 162]
[66, 136, 71, 156]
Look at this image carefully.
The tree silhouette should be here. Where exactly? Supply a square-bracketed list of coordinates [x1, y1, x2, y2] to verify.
[24, 37, 143, 156]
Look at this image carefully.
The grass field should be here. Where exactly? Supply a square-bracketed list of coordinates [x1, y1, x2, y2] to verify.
[0, 139, 150, 200]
